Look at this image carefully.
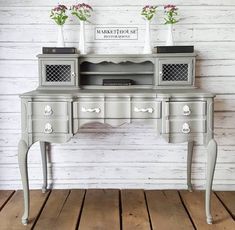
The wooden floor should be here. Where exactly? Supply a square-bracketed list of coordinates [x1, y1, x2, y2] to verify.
[0, 190, 234, 230]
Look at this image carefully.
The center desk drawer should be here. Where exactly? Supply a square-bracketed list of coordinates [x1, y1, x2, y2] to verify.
[166, 101, 206, 116]
[29, 102, 68, 117]
[73, 99, 161, 119]
[29, 119, 69, 134]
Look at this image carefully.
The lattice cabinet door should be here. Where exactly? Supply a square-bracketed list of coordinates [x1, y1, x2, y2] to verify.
[157, 57, 195, 87]
[40, 59, 78, 88]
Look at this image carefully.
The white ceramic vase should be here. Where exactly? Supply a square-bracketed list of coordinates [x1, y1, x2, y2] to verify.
[56, 25, 65, 47]
[79, 20, 86, 54]
[166, 24, 174, 46]
[143, 20, 152, 54]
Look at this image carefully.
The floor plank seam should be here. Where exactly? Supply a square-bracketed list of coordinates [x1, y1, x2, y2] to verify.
[31, 189, 52, 229]
[144, 190, 153, 230]
[57, 190, 71, 218]
[75, 189, 87, 230]
[0, 190, 15, 212]
[214, 192, 235, 221]
[178, 191, 197, 230]
[119, 190, 123, 230]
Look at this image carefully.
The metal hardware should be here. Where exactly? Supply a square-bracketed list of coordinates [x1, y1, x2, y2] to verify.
[159, 71, 163, 76]
[81, 107, 101, 113]
[134, 107, 154, 113]
[182, 123, 190, 134]
[44, 105, 53, 116]
[71, 72, 75, 77]
[183, 105, 191, 116]
[44, 123, 53, 134]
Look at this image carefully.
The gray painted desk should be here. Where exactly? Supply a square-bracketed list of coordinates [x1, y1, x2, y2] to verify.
[19, 53, 217, 225]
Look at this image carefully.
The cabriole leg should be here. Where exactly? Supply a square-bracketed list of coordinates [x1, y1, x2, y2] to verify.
[187, 141, 194, 192]
[206, 138, 217, 224]
[40, 142, 48, 193]
[18, 139, 30, 225]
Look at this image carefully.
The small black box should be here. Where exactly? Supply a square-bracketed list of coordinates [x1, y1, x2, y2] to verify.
[154, 46, 194, 53]
[103, 79, 134, 86]
[42, 47, 77, 54]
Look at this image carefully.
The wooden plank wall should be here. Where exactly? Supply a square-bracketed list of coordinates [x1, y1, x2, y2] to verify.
[0, 0, 235, 190]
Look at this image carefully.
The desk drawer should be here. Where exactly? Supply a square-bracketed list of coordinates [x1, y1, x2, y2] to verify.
[29, 119, 69, 134]
[166, 119, 206, 133]
[29, 102, 68, 117]
[74, 100, 104, 119]
[74, 98, 160, 119]
[166, 101, 206, 116]
[132, 101, 161, 119]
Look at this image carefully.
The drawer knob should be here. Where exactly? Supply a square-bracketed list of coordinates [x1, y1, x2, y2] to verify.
[134, 107, 154, 113]
[44, 105, 53, 116]
[81, 107, 101, 113]
[183, 105, 191, 116]
[44, 123, 53, 134]
[182, 123, 190, 134]
[71, 72, 75, 77]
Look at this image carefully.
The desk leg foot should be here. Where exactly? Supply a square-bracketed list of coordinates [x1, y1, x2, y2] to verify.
[18, 139, 30, 226]
[206, 138, 217, 225]
[40, 142, 48, 193]
[207, 216, 213, 225]
[187, 141, 194, 192]
[22, 218, 28, 225]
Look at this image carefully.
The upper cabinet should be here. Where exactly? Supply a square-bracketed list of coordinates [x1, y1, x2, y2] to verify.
[155, 56, 195, 88]
[37, 54, 79, 89]
[37, 53, 196, 90]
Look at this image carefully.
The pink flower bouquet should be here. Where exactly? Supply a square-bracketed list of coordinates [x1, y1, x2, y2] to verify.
[141, 5, 157, 21]
[50, 4, 68, 25]
[71, 3, 93, 21]
[164, 4, 179, 24]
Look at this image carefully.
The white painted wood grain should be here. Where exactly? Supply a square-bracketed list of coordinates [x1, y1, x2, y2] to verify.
[2, 0, 235, 7]
[1, 42, 235, 59]
[1, 6, 235, 25]
[0, 1, 235, 190]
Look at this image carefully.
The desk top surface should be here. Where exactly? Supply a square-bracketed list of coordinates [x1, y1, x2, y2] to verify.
[20, 88, 215, 99]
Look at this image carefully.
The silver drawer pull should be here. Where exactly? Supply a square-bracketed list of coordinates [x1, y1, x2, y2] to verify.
[81, 107, 101, 113]
[44, 105, 53, 116]
[44, 123, 53, 134]
[182, 123, 190, 134]
[183, 105, 191, 116]
[134, 107, 154, 113]
[71, 72, 75, 77]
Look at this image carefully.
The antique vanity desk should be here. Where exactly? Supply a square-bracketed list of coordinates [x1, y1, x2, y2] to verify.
[19, 53, 217, 224]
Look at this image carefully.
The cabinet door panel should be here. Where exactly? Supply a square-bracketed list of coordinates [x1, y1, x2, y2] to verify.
[157, 57, 194, 86]
[40, 59, 77, 87]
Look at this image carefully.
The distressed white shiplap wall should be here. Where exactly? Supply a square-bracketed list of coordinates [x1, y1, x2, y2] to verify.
[0, 0, 235, 190]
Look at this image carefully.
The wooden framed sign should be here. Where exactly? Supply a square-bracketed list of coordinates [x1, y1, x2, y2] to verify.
[95, 27, 138, 40]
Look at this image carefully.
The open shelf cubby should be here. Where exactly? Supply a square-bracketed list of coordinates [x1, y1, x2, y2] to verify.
[79, 61, 154, 86]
